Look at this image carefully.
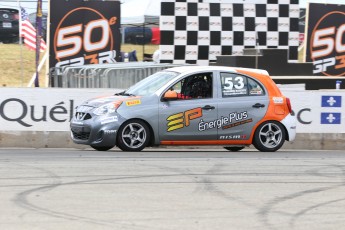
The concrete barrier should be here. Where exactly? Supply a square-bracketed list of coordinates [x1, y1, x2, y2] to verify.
[1, 88, 344, 150]
[1, 131, 344, 150]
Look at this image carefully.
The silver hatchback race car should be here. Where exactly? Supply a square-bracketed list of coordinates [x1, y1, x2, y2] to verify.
[70, 66, 296, 152]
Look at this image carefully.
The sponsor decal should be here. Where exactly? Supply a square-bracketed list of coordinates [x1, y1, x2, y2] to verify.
[249, 88, 263, 95]
[219, 135, 247, 140]
[100, 116, 118, 124]
[167, 107, 202, 132]
[199, 111, 249, 131]
[321, 96, 341, 107]
[222, 118, 253, 130]
[125, 99, 141, 107]
[104, 130, 117, 134]
[273, 97, 284, 104]
[321, 112, 341, 124]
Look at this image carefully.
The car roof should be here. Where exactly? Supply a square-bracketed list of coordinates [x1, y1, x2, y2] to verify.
[164, 65, 269, 77]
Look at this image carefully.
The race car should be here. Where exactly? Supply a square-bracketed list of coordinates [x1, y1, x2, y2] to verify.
[70, 66, 296, 152]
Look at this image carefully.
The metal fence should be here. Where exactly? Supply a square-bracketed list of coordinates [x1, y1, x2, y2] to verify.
[49, 62, 183, 88]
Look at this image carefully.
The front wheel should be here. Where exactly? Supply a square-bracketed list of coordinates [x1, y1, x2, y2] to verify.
[117, 119, 150, 151]
[253, 121, 286, 152]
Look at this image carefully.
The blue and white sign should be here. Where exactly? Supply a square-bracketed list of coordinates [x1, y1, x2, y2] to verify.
[321, 96, 342, 107]
[321, 112, 341, 124]
[280, 89, 345, 133]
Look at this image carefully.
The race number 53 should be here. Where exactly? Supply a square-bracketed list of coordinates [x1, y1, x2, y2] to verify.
[223, 76, 244, 90]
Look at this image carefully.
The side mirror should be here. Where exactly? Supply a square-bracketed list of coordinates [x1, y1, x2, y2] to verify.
[163, 90, 178, 100]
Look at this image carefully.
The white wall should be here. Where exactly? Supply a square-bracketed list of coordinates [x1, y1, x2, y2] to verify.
[0, 88, 344, 133]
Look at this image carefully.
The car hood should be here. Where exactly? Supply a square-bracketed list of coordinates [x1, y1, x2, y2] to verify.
[81, 95, 140, 108]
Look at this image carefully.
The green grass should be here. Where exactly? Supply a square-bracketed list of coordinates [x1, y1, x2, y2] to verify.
[0, 44, 48, 87]
[0, 43, 158, 88]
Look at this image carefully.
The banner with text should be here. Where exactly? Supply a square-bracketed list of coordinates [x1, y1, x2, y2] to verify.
[49, 0, 121, 68]
[305, 3, 345, 76]
[0, 88, 344, 133]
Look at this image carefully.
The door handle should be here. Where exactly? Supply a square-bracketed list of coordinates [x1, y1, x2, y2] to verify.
[252, 103, 265, 108]
[202, 105, 215, 110]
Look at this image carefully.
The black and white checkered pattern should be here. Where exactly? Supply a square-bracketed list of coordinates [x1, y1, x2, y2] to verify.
[160, 0, 300, 65]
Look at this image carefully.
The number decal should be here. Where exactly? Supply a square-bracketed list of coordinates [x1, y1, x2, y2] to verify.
[234, 76, 244, 89]
[223, 77, 234, 90]
[56, 24, 83, 59]
[84, 19, 109, 52]
[223, 76, 244, 90]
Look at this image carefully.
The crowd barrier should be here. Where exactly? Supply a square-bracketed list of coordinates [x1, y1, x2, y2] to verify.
[0, 87, 344, 150]
[49, 62, 182, 88]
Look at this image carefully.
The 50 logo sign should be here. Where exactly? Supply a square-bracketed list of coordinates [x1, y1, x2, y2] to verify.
[50, 2, 120, 68]
[306, 4, 345, 76]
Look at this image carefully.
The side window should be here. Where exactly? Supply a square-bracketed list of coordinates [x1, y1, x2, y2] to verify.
[248, 78, 265, 96]
[220, 73, 248, 97]
[170, 72, 213, 100]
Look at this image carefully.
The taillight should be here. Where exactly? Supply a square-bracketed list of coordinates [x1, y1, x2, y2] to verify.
[286, 97, 292, 114]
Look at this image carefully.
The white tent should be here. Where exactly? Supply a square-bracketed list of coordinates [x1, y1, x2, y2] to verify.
[121, 0, 160, 26]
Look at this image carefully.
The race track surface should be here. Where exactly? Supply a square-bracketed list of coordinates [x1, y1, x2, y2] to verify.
[0, 148, 345, 230]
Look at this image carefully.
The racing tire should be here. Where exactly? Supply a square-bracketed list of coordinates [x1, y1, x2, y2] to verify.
[91, 145, 114, 151]
[253, 121, 286, 152]
[116, 119, 150, 151]
[224, 146, 245, 152]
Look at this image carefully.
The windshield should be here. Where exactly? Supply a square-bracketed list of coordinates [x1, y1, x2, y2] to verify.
[125, 71, 179, 96]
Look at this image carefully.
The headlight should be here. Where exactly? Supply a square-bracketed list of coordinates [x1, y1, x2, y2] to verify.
[93, 101, 122, 116]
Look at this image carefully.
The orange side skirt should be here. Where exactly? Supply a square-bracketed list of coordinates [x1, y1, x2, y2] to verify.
[160, 140, 252, 145]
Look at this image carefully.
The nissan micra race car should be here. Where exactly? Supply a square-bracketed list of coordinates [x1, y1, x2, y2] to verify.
[70, 66, 296, 152]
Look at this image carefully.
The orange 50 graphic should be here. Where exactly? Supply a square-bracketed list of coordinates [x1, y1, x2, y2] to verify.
[54, 7, 117, 67]
[167, 107, 202, 132]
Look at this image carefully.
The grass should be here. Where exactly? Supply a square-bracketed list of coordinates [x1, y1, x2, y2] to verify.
[0, 44, 48, 87]
[0, 43, 159, 88]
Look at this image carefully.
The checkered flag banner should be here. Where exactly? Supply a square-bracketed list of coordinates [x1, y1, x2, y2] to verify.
[160, 0, 299, 65]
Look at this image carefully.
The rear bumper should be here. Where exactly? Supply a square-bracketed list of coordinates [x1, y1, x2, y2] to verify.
[280, 114, 297, 141]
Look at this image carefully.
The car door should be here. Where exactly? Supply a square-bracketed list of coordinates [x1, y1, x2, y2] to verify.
[158, 72, 218, 141]
[217, 72, 269, 140]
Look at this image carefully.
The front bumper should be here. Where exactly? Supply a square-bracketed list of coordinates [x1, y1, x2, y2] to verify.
[70, 114, 123, 147]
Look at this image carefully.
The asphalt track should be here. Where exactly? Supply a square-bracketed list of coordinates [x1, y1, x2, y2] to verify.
[1, 148, 345, 230]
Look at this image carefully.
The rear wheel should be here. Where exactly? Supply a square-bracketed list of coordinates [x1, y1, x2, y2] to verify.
[117, 119, 150, 151]
[224, 146, 244, 152]
[253, 121, 285, 152]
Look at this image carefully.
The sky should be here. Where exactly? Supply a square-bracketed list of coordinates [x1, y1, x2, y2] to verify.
[0, 0, 344, 14]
